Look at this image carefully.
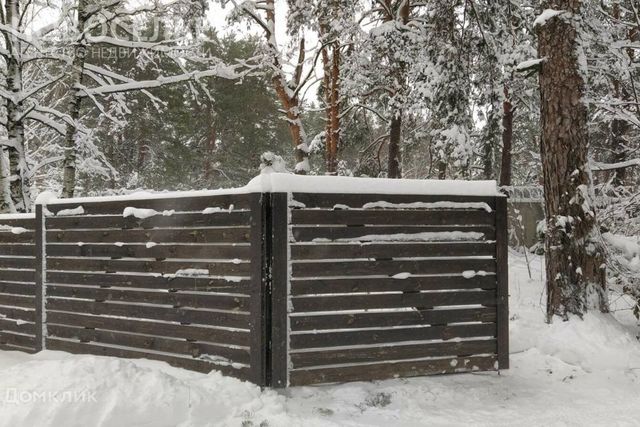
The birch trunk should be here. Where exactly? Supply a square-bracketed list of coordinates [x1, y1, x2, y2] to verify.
[537, 0, 607, 320]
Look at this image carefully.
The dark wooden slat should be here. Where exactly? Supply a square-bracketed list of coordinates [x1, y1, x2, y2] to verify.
[292, 290, 496, 312]
[47, 227, 251, 244]
[0, 257, 34, 269]
[248, 193, 268, 386]
[0, 231, 34, 243]
[46, 193, 252, 215]
[0, 218, 35, 228]
[0, 244, 34, 256]
[47, 324, 250, 363]
[46, 311, 250, 347]
[47, 271, 250, 291]
[291, 242, 495, 260]
[0, 318, 36, 335]
[0, 269, 35, 283]
[46, 338, 250, 380]
[0, 331, 36, 348]
[0, 294, 34, 309]
[0, 306, 35, 322]
[292, 225, 496, 242]
[291, 275, 497, 295]
[47, 257, 250, 276]
[292, 258, 495, 278]
[291, 209, 494, 226]
[495, 196, 509, 370]
[291, 339, 497, 368]
[47, 211, 250, 230]
[290, 323, 497, 349]
[291, 307, 497, 331]
[0, 281, 36, 296]
[270, 192, 289, 388]
[47, 243, 251, 260]
[46, 298, 250, 329]
[291, 193, 497, 209]
[0, 342, 36, 352]
[289, 355, 498, 386]
[47, 285, 249, 311]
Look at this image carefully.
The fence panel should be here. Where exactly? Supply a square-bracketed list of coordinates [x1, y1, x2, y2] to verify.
[42, 193, 265, 383]
[0, 214, 38, 352]
[283, 192, 505, 386]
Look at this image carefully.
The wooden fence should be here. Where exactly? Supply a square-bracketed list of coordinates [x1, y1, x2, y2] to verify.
[0, 185, 508, 387]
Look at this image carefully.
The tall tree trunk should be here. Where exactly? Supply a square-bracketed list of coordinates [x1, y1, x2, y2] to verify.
[537, 0, 607, 320]
[321, 40, 341, 175]
[0, 149, 13, 212]
[4, 0, 29, 212]
[62, 0, 89, 198]
[388, 112, 402, 178]
[500, 85, 514, 186]
[385, 0, 409, 179]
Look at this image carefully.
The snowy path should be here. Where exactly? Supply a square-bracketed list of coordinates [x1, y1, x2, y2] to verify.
[1, 254, 640, 426]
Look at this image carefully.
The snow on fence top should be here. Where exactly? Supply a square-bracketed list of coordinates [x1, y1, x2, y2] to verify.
[0, 213, 36, 219]
[36, 173, 501, 206]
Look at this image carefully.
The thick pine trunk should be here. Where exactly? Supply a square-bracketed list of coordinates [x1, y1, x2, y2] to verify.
[387, 112, 402, 178]
[500, 86, 513, 187]
[538, 0, 607, 320]
[322, 41, 341, 175]
[62, 0, 89, 198]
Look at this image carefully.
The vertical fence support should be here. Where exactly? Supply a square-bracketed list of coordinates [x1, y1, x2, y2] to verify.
[269, 192, 289, 387]
[249, 193, 268, 386]
[495, 196, 509, 369]
[34, 204, 46, 353]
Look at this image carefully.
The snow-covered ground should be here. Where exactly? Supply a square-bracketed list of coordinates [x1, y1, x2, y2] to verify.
[1, 253, 640, 427]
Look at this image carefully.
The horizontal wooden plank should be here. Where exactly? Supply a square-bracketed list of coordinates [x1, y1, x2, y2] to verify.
[0, 244, 34, 257]
[46, 311, 250, 346]
[0, 293, 34, 309]
[47, 257, 250, 276]
[47, 227, 251, 244]
[289, 355, 498, 386]
[46, 298, 250, 329]
[0, 306, 35, 322]
[291, 339, 497, 368]
[0, 342, 36, 353]
[0, 281, 36, 296]
[46, 193, 253, 215]
[292, 225, 496, 242]
[0, 231, 34, 244]
[47, 324, 250, 364]
[47, 271, 251, 292]
[0, 318, 36, 335]
[291, 209, 494, 226]
[0, 257, 34, 270]
[291, 193, 497, 209]
[291, 290, 497, 312]
[46, 211, 251, 230]
[0, 218, 35, 228]
[291, 307, 497, 331]
[47, 285, 250, 311]
[291, 322, 497, 349]
[46, 338, 250, 379]
[0, 269, 35, 283]
[291, 242, 495, 260]
[292, 258, 495, 278]
[291, 275, 497, 295]
[47, 243, 251, 260]
[0, 331, 36, 348]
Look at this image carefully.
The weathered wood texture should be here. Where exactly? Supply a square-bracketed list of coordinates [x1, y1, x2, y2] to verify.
[41, 193, 263, 383]
[0, 215, 38, 353]
[285, 192, 506, 386]
[0, 190, 509, 388]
